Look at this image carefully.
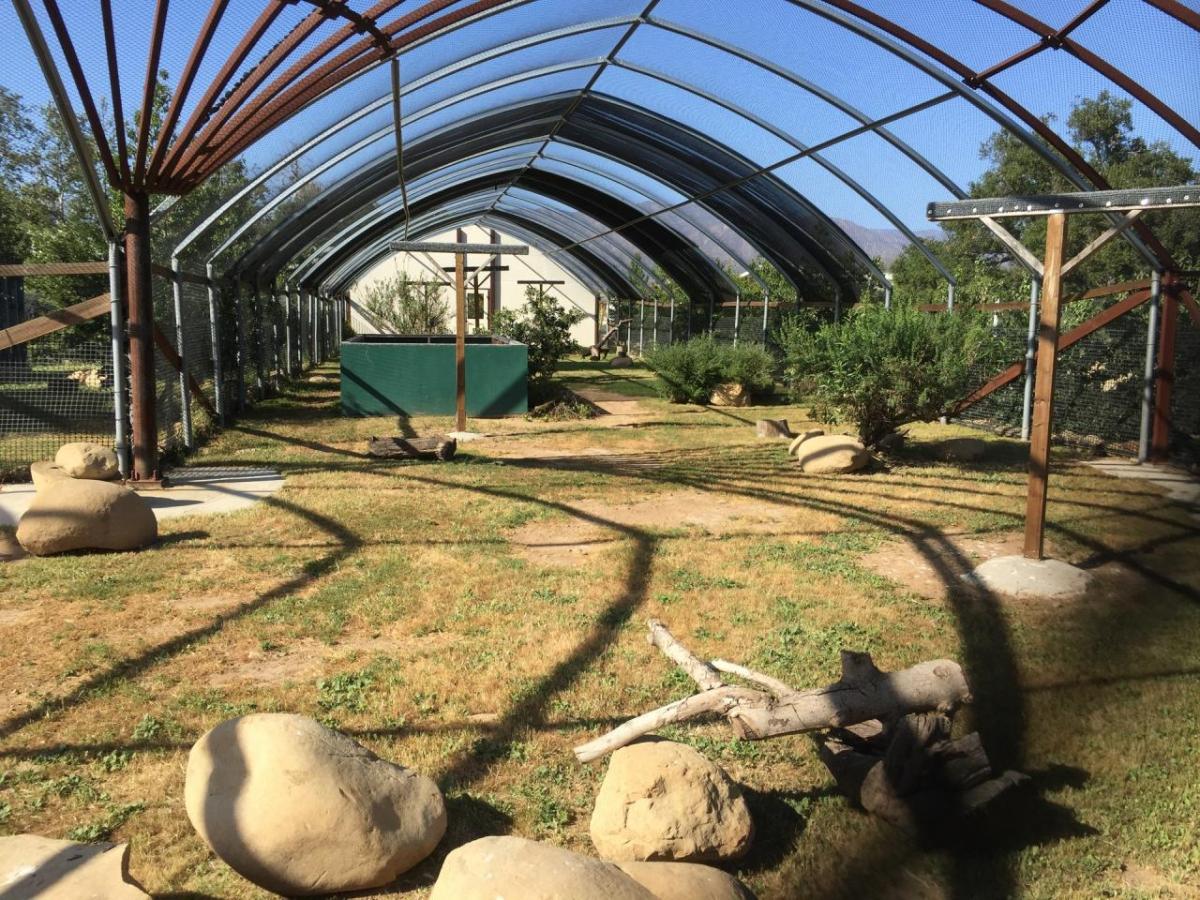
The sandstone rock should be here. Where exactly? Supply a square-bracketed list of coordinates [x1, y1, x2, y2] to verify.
[0, 835, 149, 899]
[710, 382, 749, 407]
[786, 429, 825, 456]
[185, 713, 445, 896]
[0, 529, 26, 562]
[55, 442, 120, 480]
[794, 434, 871, 474]
[618, 861, 757, 900]
[430, 836, 655, 900]
[610, 355, 634, 368]
[933, 437, 987, 462]
[590, 740, 754, 862]
[16, 478, 156, 556]
[29, 461, 67, 491]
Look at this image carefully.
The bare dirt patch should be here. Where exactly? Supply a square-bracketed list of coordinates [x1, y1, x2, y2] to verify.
[509, 488, 801, 567]
[0, 607, 36, 627]
[861, 532, 1033, 600]
[1118, 862, 1200, 897]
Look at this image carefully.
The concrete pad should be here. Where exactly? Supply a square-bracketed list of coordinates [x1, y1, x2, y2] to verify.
[1083, 459, 1199, 516]
[0, 466, 283, 528]
[965, 555, 1092, 600]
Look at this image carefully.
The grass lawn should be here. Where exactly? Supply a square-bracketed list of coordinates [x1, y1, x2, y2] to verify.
[1, 358, 1197, 898]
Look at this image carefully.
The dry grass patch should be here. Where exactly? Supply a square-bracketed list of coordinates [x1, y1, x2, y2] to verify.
[0, 363, 1197, 898]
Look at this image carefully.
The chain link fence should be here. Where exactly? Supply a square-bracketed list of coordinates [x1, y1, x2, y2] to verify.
[0, 267, 343, 481]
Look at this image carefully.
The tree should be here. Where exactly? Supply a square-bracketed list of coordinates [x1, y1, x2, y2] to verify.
[889, 92, 1200, 307]
[362, 273, 449, 334]
[490, 284, 584, 395]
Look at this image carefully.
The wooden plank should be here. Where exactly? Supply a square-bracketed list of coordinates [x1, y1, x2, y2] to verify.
[1024, 213, 1068, 561]
[150, 262, 210, 286]
[0, 293, 110, 351]
[1178, 284, 1200, 330]
[952, 288, 1151, 415]
[390, 241, 529, 255]
[152, 324, 217, 418]
[455, 252, 467, 433]
[0, 261, 107, 277]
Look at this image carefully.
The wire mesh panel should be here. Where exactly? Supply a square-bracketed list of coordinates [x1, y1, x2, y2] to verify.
[0, 288, 115, 479]
[1167, 299, 1200, 465]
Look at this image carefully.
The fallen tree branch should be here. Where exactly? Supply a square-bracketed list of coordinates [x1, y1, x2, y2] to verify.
[574, 620, 970, 763]
[576, 620, 1024, 833]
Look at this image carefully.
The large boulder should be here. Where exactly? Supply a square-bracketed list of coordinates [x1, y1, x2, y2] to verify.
[185, 713, 445, 896]
[610, 354, 634, 368]
[617, 861, 757, 899]
[29, 461, 67, 492]
[55, 442, 120, 480]
[590, 740, 754, 862]
[793, 434, 871, 474]
[430, 836, 655, 900]
[0, 835, 149, 899]
[786, 430, 825, 456]
[710, 383, 750, 407]
[16, 478, 156, 556]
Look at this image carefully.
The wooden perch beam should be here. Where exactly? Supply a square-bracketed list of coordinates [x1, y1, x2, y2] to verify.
[0, 293, 110, 351]
[573, 620, 970, 762]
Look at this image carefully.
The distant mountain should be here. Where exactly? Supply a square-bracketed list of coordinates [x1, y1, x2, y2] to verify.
[833, 219, 943, 266]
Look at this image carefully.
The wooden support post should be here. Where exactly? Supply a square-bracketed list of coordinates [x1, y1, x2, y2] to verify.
[1150, 273, 1178, 462]
[1023, 212, 1068, 561]
[455, 251, 467, 432]
[124, 191, 158, 482]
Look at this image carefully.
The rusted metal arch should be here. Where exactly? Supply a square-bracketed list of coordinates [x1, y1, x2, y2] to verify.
[797, 0, 1170, 270]
[166, 6, 968, 287]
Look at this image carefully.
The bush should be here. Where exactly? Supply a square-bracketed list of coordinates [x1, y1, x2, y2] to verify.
[362, 273, 448, 334]
[644, 336, 776, 404]
[490, 287, 585, 393]
[777, 305, 1003, 447]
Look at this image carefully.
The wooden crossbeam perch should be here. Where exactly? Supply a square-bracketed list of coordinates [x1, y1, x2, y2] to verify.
[389, 241, 529, 255]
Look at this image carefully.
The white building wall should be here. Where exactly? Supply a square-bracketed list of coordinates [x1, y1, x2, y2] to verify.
[347, 225, 600, 348]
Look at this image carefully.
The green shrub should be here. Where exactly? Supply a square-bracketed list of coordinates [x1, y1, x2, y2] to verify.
[490, 287, 585, 395]
[777, 304, 1003, 447]
[720, 343, 775, 395]
[644, 337, 776, 403]
[644, 335, 726, 403]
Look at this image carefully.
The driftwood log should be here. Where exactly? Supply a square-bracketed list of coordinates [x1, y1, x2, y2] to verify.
[367, 435, 456, 461]
[590, 320, 632, 360]
[756, 419, 796, 439]
[575, 620, 1026, 833]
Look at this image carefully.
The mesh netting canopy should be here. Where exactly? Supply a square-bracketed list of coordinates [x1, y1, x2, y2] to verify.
[9, 0, 1198, 300]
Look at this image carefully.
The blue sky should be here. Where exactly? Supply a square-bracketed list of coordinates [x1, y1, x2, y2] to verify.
[0, 0, 1195, 235]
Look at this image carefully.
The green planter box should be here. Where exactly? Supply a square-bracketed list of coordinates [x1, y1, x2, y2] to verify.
[340, 334, 528, 417]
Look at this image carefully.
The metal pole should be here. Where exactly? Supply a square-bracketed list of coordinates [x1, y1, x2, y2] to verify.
[1138, 271, 1162, 462]
[833, 286, 841, 323]
[171, 257, 193, 451]
[761, 290, 770, 347]
[733, 289, 741, 346]
[884, 283, 893, 310]
[205, 263, 224, 425]
[639, 295, 645, 356]
[252, 283, 265, 394]
[283, 289, 293, 376]
[947, 282, 956, 312]
[1020, 279, 1039, 441]
[669, 293, 676, 344]
[653, 291, 659, 348]
[708, 292, 715, 334]
[124, 192, 158, 481]
[235, 281, 248, 409]
[312, 291, 319, 363]
[107, 242, 129, 478]
[13, 0, 116, 243]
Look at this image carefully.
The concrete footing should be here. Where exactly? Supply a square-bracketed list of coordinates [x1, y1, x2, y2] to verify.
[965, 555, 1093, 600]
